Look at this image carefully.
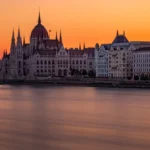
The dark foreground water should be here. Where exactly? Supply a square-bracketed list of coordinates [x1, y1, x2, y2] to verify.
[0, 85, 150, 150]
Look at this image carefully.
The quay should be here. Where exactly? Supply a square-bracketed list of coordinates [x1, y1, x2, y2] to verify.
[1, 78, 150, 88]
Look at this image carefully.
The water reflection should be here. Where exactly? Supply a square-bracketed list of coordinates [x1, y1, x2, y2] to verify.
[0, 85, 150, 150]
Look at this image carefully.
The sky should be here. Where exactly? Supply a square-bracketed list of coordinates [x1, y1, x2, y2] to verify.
[1, 0, 150, 58]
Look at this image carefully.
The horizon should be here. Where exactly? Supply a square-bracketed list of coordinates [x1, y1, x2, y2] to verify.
[1, 0, 150, 58]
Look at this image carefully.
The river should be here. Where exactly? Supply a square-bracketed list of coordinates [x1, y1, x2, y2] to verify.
[0, 85, 150, 150]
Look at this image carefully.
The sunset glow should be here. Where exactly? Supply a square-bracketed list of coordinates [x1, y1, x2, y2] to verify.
[1, 0, 150, 58]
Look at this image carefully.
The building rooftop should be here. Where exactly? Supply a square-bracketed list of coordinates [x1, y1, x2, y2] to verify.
[112, 34, 129, 44]
[133, 47, 150, 52]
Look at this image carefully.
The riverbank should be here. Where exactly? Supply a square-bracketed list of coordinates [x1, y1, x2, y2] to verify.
[1, 78, 150, 88]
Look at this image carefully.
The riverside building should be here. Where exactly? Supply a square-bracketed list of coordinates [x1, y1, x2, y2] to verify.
[95, 31, 150, 79]
[0, 12, 95, 80]
[133, 47, 150, 79]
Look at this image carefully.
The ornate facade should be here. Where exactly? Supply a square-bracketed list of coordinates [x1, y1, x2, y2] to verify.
[0, 12, 95, 80]
[95, 31, 150, 79]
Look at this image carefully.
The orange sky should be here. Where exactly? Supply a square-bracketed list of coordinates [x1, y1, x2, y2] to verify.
[1, 0, 150, 58]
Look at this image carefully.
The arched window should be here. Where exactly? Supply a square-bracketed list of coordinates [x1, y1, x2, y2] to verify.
[37, 60, 39, 64]
[44, 60, 47, 64]
[41, 60, 43, 64]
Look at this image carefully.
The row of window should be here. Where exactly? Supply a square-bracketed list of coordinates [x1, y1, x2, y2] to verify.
[37, 66, 55, 68]
[36, 60, 88, 65]
[134, 64, 150, 67]
[134, 54, 150, 58]
[37, 69, 55, 73]
[134, 60, 150, 63]
[134, 69, 150, 72]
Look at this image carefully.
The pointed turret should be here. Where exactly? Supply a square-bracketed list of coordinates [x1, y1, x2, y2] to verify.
[83, 43, 86, 50]
[123, 30, 125, 36]
[56, 31, 58, 41]
[79, 43, 81, 50]
[23, 36, 25, 45]
[116, 30, 119, 36]
[38, 10, 41, 24]
[60, 30, 62, 43]
[17, 27, 22, 48]
[3, 50, 5, 58]
[12, 28, 15, 40]
[18, 27, 21, 38]
[10, 29, 16, 54]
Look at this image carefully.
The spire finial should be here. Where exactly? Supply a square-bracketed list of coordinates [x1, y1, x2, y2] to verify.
[23, 36, 25, 45]
[3, 50, 5, 57]
[79, 43, 81, 50]
[117, 30, 119, 36]
[18, 27, 20, 38]
[123, 30, 125, 36]
[38, 9, 41, 24]
[83, 42, 86, 49]
[60, 30, 62, 43]
[56, 31, 58, 41]
[12, 28, 15, 40]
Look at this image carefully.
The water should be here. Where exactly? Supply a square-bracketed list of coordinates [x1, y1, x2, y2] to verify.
[0, 85, 150, 150]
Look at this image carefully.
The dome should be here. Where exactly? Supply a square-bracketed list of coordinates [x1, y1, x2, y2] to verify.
[30, 12, 49, 39]
[31, 24, 49, 39]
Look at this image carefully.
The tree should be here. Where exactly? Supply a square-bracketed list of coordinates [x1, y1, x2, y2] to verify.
[82, 69, 87, 76]
[88, 70, 96, 78]
[134, 75, 139, 81]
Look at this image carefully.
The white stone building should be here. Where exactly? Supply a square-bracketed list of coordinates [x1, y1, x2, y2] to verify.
[0, 12, 95, 80]
[109, 32, 133, 79]
[95, 43, 110, 77]
[133, 47, 150, 78]
[95, 31, 150, 79]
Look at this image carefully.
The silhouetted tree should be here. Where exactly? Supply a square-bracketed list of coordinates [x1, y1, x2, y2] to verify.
[88, 70, 96, 77]
[134, 75, 139, 81]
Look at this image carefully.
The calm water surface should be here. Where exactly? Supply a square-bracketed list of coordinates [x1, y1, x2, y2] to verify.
[0, 85, 150, 150]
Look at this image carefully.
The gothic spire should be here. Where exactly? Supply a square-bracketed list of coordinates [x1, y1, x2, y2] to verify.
[79, 43, 81, 50]
[23, 36, 25, 45]
[18, 27, 21, 38]
[116, 30, 119, 36]
[12, 28, 15, 40]
[83, 42, 86, 49]
[10, 28, 16, 54]
[60, 30, 62, 43]
[17, 27, 22, 47]
[56, 31, 58, 41]
[123, 30, 125, 36]
[38, 10, 41, 24]
[3, 50, 5, 58]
